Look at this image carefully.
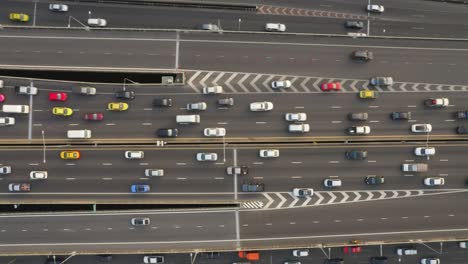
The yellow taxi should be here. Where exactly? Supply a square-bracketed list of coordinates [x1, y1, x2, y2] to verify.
[9, 13, 29, 22]
[108, 102, 129, 111]
[60, 150, 81, 160]
[359, 90, 378, 99]
[52, 107, 74, 116]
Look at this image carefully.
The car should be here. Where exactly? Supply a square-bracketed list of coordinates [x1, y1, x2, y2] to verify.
[60, 150, 81, 160]
[425, 98, 449, 108]
[108, 102, 128, 111]
[345, 150, 367, 160]
[347, 32, 367, 37]
[204, 128, 226, 137]
[321, 82, 341, 91]
[52, 107, 74, 116]
[411, 124, 432, 133]
[9, 13, 29, 22]
[226, 166, 249, 175]
[250, 102, 274, 111]
[187, 102, 207, 111]
[202, 252, 221, 259]
[238, 251, 260, 261]
[401, 163, 428, 172]
[396, 248, 418, 255]
[0, 93, 5, 103]
[348, 112, 368, 121]
[420, 258, 440, 264]
[271, 80, 291, 89]
[15, 86, 38, 95]
[78, 87, 96, 95]
[130, 217, 150, 226]
[391, 112, 412, 120]
[217, 98, 234, 106]
[241, 183, 264, 192]
[352, 50, 373, 61]
[288, 123, 310, 133]
[49, 4, 68, 12]
[359, 90, 378, 99]
[323, 178, 342, 188]
[347, 126, 371, 135]
[365, 176, 385, 185]
[0, 117, 15, 126]
[414, 147, 435, 156]
[259, 149, 279, 158]
[424, 177, 445, 186]
[131, 184, 150, 193]
[114, 90, 135, 100]
[143, 256, 164, 264]
[49, 92, 68, 101]
[324, 258, 344, 264]
[196, 152, 218, 161]
[367, 5, 385, 13]
[199, 23, 219, 31]
[345, 21, 364, 29]
[202, 85, 223, 94]
[370, 77, 394, 87]
[0, 166, 11, 174]
[145, 169, 164, 177]
[459, 241, 467, 248]
[30, 171, 48, 179]
[457, 125, 468, 134]
[96, 254, 112, 263]
[153, 98, 172, 107]
[265, 23, 286, 32]
[8, 183, 30, 192]
[157, 128, 178, 138]
[292, 188, 313, 197]
[285, 113, 307, 122]
[370, 256, 388, 264]
[343, 246, 362, 253]
[0, 80, 3, 88]
[87, 18, 107, 27]
[125, 151, 144, 159]
[83, 112, 104, 121]
[455, 110, 468, 119]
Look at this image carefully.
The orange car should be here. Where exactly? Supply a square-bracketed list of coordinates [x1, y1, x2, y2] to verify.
[60, 150, 81, 160]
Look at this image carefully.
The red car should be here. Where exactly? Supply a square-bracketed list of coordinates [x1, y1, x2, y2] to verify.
[343, 246, 362, 254]
[83, 112, 104, 121]
[321, 82, 342, 91]
[0, 93, 5, 103]
[49, 92, 68, 101]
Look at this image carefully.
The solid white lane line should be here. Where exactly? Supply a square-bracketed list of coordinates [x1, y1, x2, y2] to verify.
[176, 163, 186, 165]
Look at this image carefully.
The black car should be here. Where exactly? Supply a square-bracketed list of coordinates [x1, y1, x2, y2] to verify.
[348, 112, 368, 121]
[352, 50, 373, 61]
[97, 255, 112, 263]
[344, 21, 364, 29]
[457, 126, 468, 134]
[370, 256, 388, 264]
[345, 150, 368, 160]
[456, 111, 468, 119]
[391, 112, 411, 120]
[324, 258, 344, 264]
[157, 128, 178, 137]
[218, 98, 234, 106]
[114, 90, 135, 100]
[365, 176, 385, 185]
[153, 98, 172, 107]
[202, 252, 220, 259]
[241, 183, 264, 192]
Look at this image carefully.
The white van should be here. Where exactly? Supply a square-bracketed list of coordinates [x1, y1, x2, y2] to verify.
[67, 129, 92, 139]
[2, 105, 30, 114]
[176, 115, 200, 124]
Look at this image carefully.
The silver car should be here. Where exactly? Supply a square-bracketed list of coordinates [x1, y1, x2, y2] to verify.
[285, 113, 307, 122]
[411, 124, 432, 133]
[196, 152, 218, 161]
[144, 169, 164, 177]
[186, 102, 207, 111]
[203, 128, 226, 137]
[0, 166, 11, 174]
[259, 149, 279, 158]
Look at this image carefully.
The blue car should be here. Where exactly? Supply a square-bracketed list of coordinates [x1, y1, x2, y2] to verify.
[131, 184, 150, 193]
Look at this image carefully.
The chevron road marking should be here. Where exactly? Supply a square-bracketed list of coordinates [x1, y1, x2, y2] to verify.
[312, 78, 322, 92]
[263, 193, 275, 208]
[187, 71, 202, 93]
[352, 191, 361, 202]
[314, 192, 324, 205]
[349, 80, 359, 92]
[366, 191, 374, 200]
[302, 196, 312, 207]
[288, 192, 300, 207]
[391, 191, 399, 198]
[378, 191, 386, 199]
[212, 72, 225, 86]
[339, 192, 349, 203]
[237, 74, 250, 92]
[276, 193, 287, 209]
[224, 73, 238, 92]
[250, 74, 263, 92]
[411, 83, 419, 91]
[288, 76, 299, 92]
[299, 77, 311, 92]
[199, 71, 213, 88]
[263, 75, 275, 90]
[327, 192, 337, 204]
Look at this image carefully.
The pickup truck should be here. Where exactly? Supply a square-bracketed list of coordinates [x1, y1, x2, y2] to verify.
[8, 183, 31, 192]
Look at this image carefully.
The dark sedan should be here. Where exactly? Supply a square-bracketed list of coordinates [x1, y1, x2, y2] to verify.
[114, 90, 135, 100]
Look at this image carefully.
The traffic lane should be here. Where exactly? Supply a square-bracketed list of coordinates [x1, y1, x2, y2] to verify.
[180, 41, 468, 84]
[240, 191, 468, 242]
[371, 19, 468, 39]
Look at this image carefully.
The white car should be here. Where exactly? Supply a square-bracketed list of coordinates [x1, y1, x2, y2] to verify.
[420, 258, 440, 264]
[0, 117, 15, 126]
[203, 127, 226, 137]
[265, 23, 286, 32]
[30, 171, 48, 179]
[259, 149, 279, 158]
[292, 249, 310, 257]
[0, 166, 11, 174]
[459, 241, 467, 248]
[424, 177, 445, 186]
[292, 188, 313, 198]
[411, 124, 432, 133]
[144, 256, 164, 264]
[288, 123, 310, 133]
[186, 102, 207, 111]
[144, 169, 164, 177]
[49, 4, 68, 12]
[125, 151, 144, 159]
[87, 18, 107, 27]
[271, 80, 291, 89]
[202, 85, 223, 94]
[347, 126, 371, 135]
[414, 147, 436, 156]
[323, 178, 342, 188]
[285, 113, 307, 122]
[366, 5, 384, 13]
[196, 152, 218, 161]
[250, 101, 274, 111]
[15, 86, 38, 95]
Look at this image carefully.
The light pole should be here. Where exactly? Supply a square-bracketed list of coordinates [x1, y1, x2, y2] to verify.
[88, 11, 91, 19]
[222, 134, 226, 163]
[190, 251, 199, 264]
[238, 18, 241, 31]
[123, 78, 138, 91]
[59, 251, 76, 264]
[41, 130, 46, 164]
